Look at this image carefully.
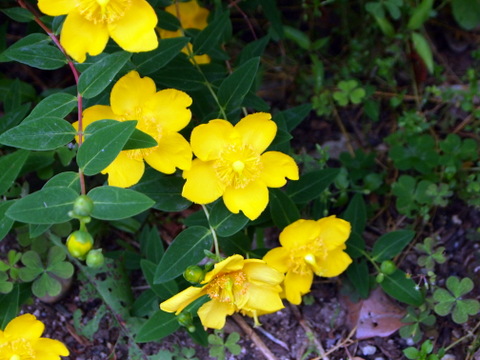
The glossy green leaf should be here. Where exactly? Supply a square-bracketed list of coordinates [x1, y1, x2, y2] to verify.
[0, 117, 75, 150]
[0, 201, 15, 241]
[1, 33, 66, 70]
[141, 260, 178, 299]
[236, 36, 270, 65]
[0, 150, 29, 195]
[0, 285, 19, 329]
[133, 37, 190, 75]
[210, 200, 249, 237]
[193, 10, 230, 55]
[372, 230, 415, 262]
[218, 232, 252, 256]
[381, 269, 424, 306]
[139, 226, 164, 264]
[259, 0, 284, 39]
[123, 128, 157, 150]
[1, 8, 34, 22]
[287, 168, 340, 203]
[78, 51, 131, 99]
[269, 188, 300, 229]
[452, 0, 480, 30]
[154, 226, 213, 283]
[346, 259, 370, 298]
[342, 193, 367, 234]
[345, 232, 366, 259]
[217, 57, 260, 114]
[6, 187, 79, 224]
[131, 170, 191, 212]
[77, 120, 137, 175]
[135, 310, 180, 343]
[23, 93, 77, 123]
[43, 172, 80, 192]
[88, 186, 155, 221]
[152, 57, 205, 91]
[411, 32, 434, 73]
[0, 104, 31, 135]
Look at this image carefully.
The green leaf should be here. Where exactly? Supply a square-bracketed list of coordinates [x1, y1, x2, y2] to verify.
[1, 33, 66, 70]
[1, 8, 34, 22]
[130, 170, 191, 212]
[152, 57, 205, 91]
[342, 193, 367, 234]
[284, 25, 310, 49]
[451, 0, 480, 30]
[346, 259, 370, 298]
[236, 36, 270, 65]
[43, 172, 81, 193]
[77, 120, 137, 175]
[259, 0, 284, 39]
[0, 104, 31, 135]
[135, 310, 180, 343]
[407, 0, 434, 30]
[133, 37, 190, 75]
[381, 269, 424, 306]
[32, 273, 61, 297]
[6, 187, 79, 224]
[0, 201, 15, 241]
[269, 188, 300, 229]
[218, 232, 252, 256]
[88, 186, 155, 221]
[447, 276, 473, 297]
[0, 285, 20, 329]
[217, 57, 260, 114]
[141, 260, 178, 299]
[0, 117, 75, 150]
[0, 150, 29, 195]
[78, 51, 131, 99]
[23, 93, 77, 123]
[154, 226, 213, 283]
[371, 230, 415, 262]
[123, 128, 157, 150]
[345, 232, 366, 259]
[287, 168, 340, 203]
[411, 32, 434, 74]
[139, 226, 164, 264]
[210, 200, 250, 237]
[193, 10, 230, 55]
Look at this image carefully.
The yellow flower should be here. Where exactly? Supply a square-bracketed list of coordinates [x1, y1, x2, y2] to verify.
[160, 254, 284, 329]
[73, 70, 193, 188]
[0, 314, 69, 360]
[158, 0, 210, 64]
[264, 216, 352, 305]
[38, 0, 158, 63]
[182, 113, 299, 220]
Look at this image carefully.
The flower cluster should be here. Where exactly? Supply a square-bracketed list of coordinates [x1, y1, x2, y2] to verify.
[0, 314, 69, 359]
[38, 0, 159, 63]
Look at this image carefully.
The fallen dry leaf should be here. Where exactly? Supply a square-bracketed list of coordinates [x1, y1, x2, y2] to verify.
[342, 287, 406, 339]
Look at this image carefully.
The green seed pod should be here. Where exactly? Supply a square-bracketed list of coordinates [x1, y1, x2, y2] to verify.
[72, 195, 94, 217]
[376, 273, 385, 283]
[183, 265, 205, 284]
[66, 230, 94, 259]
[86, 249, 104, 268]
[380, 260, 397, 275]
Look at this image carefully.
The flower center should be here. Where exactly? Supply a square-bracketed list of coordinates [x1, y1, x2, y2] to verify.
[205, 270, 248, 304]
[0, 339, 35, 360]
[289, 240, 328, 275]
[76, 0, 132, 24]
[214, 145, 262, 189]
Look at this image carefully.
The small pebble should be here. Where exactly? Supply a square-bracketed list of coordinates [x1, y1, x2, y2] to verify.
[441, 355, 455, 360]
[374, 357, 385, 360]
[406, 338, 416, 346]
[361, 345, 377, 356]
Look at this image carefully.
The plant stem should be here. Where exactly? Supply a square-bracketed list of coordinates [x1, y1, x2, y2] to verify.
[201, 205, 220, 257]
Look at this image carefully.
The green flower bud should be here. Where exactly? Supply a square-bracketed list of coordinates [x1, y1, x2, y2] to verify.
[66, 230, 94, 259]
[86, 249, 104, 268]
[376, 273, 385, 283]
[183, 265, 205, 284]
[380, 260, 396, 275]
[72, 195, 94, 217]
[177, 311, 193, 328]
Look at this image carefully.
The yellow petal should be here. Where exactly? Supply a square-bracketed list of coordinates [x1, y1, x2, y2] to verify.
[260, 151, 299, 187]
[101, 151, 145, 188]
[190, 120, 234, 161]
[160, 286, 205, 314]
[243, 283, 284, 313]
[263, 247, 290, 273]
[142, 89, 192, 133]
[60, 12, 109, 63]
[314, 246, 352, 277]
[317, 216, 352, 250]
[197, 300, 235, 329]
[165, 0, 209, 30]
[243, 259, 284, 286]
[202, 254, 244, 283]
[279, 219, 321, 248]
[284, 270, 314, 305]
[37, 0, 75, 15]
[223, 180, 268, 220]
[108, 0, 158, 52]
[235, 113, 276, 154]
[144, 132, 192, 174]
[182, 159, 225, 204]
[33, 338, 70, 359]
[5, 314, 44, 340]
[110, 71, 157, 117]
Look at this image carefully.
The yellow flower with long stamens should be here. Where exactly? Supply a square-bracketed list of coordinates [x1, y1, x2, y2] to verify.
[158, 0, 210, 64]
[0, 314, 69, 360]
[38, 0, 158, 63]
[73, 70, 193, 188]
[160, 254, 285, 329]
[264, 216, 352, 305]
[182, 113, 299, 220]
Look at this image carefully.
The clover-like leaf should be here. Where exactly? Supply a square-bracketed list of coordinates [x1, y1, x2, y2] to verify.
[32, 272, 62, 298]
[447, 276, 473, 298]
[18, 251, 43, 282]
[0, 272, 13, 294]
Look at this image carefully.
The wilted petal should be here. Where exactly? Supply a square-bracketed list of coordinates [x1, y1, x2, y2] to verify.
[244, 259, 284, 286]
[244, 283, 284, 313]
[260, 151, 299, 187]
[202, 255, 244, 283]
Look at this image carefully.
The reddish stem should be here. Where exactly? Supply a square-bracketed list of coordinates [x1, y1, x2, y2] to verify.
[17, 0, 86, 195]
